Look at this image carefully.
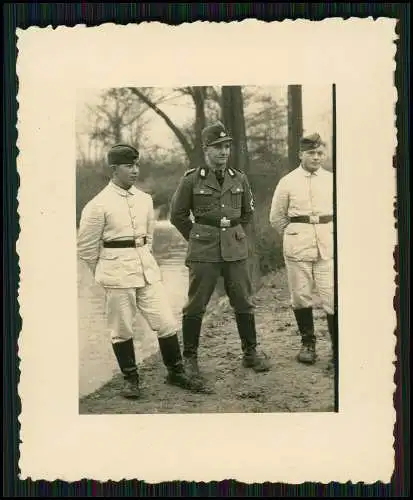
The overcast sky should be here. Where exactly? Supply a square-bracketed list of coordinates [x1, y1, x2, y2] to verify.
[76, 85, 333, 159]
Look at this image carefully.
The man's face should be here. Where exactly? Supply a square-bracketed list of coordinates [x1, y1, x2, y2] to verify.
[204, 141, 231, 169]
[299, 145, 326, 172]
[112, 160, 140, 188]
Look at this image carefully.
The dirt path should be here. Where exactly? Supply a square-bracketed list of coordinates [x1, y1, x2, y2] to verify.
[79, 268, 335, 414]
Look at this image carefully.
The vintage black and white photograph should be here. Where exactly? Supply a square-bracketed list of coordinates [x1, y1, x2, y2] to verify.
[16, 19, 397, 483]
[76, 84, 337, 414]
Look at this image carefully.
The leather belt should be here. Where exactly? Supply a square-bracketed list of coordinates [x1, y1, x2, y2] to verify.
[289, 215, 333, 224]
[103, 237, 147, 248]
[194, 216, 241, 228]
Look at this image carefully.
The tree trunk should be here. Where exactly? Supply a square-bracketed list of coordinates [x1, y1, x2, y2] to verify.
[112, 118, 122, 143]
[192, 86, 207, 167]
[221, 87, 250, 173]
[287, 85, 303, 171]
[112, 97, 123, 143]
[221, 86, 260, 292]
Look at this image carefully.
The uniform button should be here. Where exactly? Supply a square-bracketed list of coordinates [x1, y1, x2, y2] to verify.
[200, 190, 204, 194]
[221, 204, 225, 207]
[196, 234, 200, 238]
[222, 228, 226, 232]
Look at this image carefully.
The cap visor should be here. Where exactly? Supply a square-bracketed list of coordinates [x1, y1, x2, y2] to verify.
[208, 137, 233, 146]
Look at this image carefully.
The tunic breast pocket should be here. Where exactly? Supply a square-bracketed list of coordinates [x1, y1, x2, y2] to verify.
[230, 186, 244, 209]
[193, 187, 214, 211]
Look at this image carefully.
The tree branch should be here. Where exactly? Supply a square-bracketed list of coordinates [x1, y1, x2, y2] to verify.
[128, 87, 194, 160]
[93, 104, 115, 121]
[177, 86, 195, 97]
[123, 108, 148, 127]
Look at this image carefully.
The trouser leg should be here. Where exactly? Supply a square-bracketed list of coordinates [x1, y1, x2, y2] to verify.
[222, 260, 270, 372]
[106, 287, 137, 344]
[105, 288, 141, 398]
[179, 263, 220, 391]
[136, 281, 179, 339]
[181, 262, 220, 359]
[285, 259, 314, 311]
[326, 312, 337, 370]
[313, 258, 334, 316]
[136, 281, 203, 392]
[314, 258, 336, 367]
[222, 259, 255, 314]
[285, 260, 318, 364]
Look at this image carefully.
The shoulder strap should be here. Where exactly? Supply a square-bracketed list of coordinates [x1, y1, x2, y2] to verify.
[184, 168, 197, 177]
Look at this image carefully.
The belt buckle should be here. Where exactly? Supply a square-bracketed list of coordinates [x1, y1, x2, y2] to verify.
[309, 215, 320, 224]
[135, 237, 144, 247]
[220, 217, 231, 228]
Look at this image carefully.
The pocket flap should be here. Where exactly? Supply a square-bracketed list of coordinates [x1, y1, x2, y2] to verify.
[99, 253, 119, 261]
[193, 187, 213, 195]
[99, 248, 132, 260]
[235, 227, 246, 240]
[285, 226, 299, 235]
[230, 186, 244, 194]
[190, 225, 215, 241]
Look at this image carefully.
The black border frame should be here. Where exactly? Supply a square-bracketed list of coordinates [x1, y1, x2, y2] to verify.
[332, 83, 339, 413]
[3, 3, 410, 497]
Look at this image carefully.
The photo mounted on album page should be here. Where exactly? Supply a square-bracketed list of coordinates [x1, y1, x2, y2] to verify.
[16, 18, 398, 484]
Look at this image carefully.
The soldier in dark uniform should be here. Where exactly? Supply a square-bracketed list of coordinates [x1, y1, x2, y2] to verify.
[170, 121, 270, 388]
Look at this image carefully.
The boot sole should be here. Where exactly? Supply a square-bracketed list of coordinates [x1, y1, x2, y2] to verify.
[297, 356, 317, 365]
[121, 392, 141, 399]
[252, 366, 271, 372]
[242, 359, 271, 372]
[166, 375, 211, 393]
[244, 365, 271, 373]
[167, 380, 213, 394]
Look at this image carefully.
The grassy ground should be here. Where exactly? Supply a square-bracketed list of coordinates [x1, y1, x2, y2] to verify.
[79, 268, 335, 415]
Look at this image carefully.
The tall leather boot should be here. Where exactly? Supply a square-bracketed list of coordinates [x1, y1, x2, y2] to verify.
[294, 308, 317, 365]
[158, 333, 204, 392]
[326, 313, 337, 371]
[182, 316, 203, 380]
[235, 313, 270, 372]
[112, 338, 141, 399]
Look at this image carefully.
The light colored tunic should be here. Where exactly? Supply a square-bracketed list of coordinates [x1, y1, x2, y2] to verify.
[77, 181, 177, 341]
[269, 166, 334, 313]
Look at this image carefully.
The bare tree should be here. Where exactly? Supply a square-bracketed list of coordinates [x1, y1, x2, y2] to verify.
[86, 88, 149, 152]
[245, 93, 288, 167]
[76, 130, 87, 164]
[129, 87, 196, 164]
[129, 86, 224, 168]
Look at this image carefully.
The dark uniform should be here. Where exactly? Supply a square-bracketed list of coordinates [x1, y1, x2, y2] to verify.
[170, 122, 270, 384]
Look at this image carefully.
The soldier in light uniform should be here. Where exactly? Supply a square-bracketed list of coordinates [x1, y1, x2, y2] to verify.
[170, 121, 270, 389]
[269, 133, 336, 368]
[77, 144, 201, 399]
